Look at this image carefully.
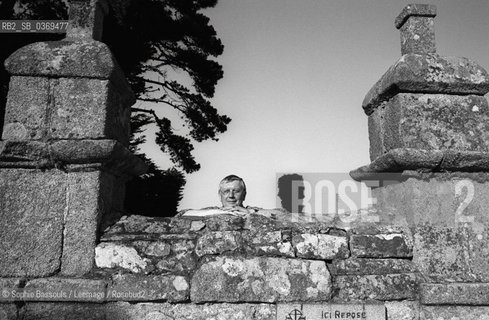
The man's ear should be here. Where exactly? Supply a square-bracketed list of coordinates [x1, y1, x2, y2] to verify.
[243, 190, 247, 201]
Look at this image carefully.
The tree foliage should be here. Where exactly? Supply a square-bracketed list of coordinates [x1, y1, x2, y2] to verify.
[0, 0, 229, 215]
[125, 157, 186, 217]
[103, 0, 230, 173]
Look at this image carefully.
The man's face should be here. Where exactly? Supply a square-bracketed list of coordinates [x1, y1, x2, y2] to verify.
[219, 180, 246, 208]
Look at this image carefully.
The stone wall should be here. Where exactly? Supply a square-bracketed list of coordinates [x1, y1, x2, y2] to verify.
[2, 2, 489, 320]
[0, 212, 420, 319]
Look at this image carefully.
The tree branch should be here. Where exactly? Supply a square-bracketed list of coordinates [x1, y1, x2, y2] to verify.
[135, 97, 185, 112]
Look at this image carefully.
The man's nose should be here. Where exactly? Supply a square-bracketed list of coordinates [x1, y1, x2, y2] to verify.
[229, 190, 235, 197]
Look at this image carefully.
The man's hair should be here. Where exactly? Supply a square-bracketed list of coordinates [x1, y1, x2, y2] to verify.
[219, 174, 246, 192]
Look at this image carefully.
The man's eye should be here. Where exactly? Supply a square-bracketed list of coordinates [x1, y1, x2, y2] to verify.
[222, 189, 241, 195]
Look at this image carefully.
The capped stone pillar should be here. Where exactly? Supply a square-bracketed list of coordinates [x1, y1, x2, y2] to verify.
[395, 4, 436, 55]
[351, 4, 489, 307]
[361, 4, 489, 162]
[0, 0, 146, 277]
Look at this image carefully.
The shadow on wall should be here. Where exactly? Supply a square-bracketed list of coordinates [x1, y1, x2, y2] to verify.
[125, 167, 186, 217]
[277, 173, 305, 213]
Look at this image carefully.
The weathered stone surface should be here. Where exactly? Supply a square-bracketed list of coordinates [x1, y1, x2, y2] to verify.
[4, 74, 132, 145]
[52, 78, 109, 140]
[0, 140, 147, 177]
[293, 233, 349, 259]
[243, 213, 289, 232]
[243, 210, 346, 234]
[463, 227, 489, 282]
[108, 274, 189, 302]
[333, 273, 418, 301]
[105, 302, 276, 320]
[51, 140, 147, 176]
[205, 214, 245, 231]
[441, 151, 489, 171]
[0, 278, 24, 289]
[413, 225, 489, 282]
[243, 230, 295, 257]
[155, 240, 197, 275]
[22, 303, 105, 320]
[385, 301, 420, 320]
[148, 218, 192, 234]
[350, 224, 410, 235]
[95, 242, 150, 273]
[350, 233, 412, 258]
[0, 169, 65, 277]
[97, 238, 197, 276]
[134, 241, 170, 257]
[195, 231, 242, 256]
[252, 241, 295, 258]
[23, 278, 106, 302]
[323, 209, 385, 230]
[420, 306, 489, 320]
[368, 94, 489, 160]
[0, 140, 49, 162]
[400, 16, 435, 55]
[5, 41, 117, 79]
[421, 283, 489, 305]
[362, 54, 489, 115]
[3, 76, 49, 140]
[50, 78, 129, 143]
[104, 215, 192, 235]
[395, 4, 437, 55]
[350, 148, 441, 180]
[170, 239, 196, 258]
[190, 220, 206, 231]
[366, 178, 489, 282]
[0, 304, 18, 320]
[4, 39, 134, 108]
[61, 171, 110, 276]
[350, 149, 489, 181]
[66, 0, 107, 41]
[332, 258, 417, 275]
[414, 226, 474, 282]
[367, 104, 383, 165]
[363, 173, 489, 228]
[191, 256, 331, 303]
[102, 230, 196, 243]
[395, 4, 437, 29]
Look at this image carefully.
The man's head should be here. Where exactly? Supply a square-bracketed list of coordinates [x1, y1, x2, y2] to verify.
[219, 175, 246, 208]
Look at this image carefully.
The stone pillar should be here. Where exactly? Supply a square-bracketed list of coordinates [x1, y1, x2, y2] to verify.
[395, 4, 436, 55]
[0, 0, 146, 277]
[351, 4, 489, 315]
[66, 0, 108, 41]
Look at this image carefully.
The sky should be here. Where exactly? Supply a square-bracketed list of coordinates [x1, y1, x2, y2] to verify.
[138, 0, 489, 211]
